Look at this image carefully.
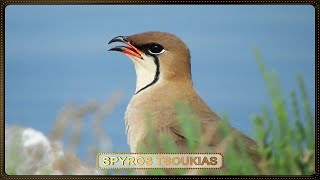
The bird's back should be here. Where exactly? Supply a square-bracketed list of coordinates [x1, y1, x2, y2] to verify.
[125, 81, 222, 152]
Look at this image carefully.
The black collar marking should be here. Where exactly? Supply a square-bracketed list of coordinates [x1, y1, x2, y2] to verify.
[134, 55, 160, 95]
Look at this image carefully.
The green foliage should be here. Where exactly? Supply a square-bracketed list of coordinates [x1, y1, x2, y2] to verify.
[175, 101, 202, 152]
[252, 47, 315, 175]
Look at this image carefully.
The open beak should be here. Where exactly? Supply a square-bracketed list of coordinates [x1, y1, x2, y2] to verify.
[108, 36, 143, 59]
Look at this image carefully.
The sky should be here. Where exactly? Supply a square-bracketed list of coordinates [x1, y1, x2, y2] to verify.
[5, 5, 315, 158]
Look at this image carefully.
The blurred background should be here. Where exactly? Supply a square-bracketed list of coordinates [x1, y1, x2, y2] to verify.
[5, 5, 315, 160]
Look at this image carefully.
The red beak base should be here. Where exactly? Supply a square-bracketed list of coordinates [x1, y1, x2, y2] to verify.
[108, 36, 143, 59]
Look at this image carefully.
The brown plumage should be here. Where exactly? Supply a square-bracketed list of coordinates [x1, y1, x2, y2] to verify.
[108, 32, 260, 165]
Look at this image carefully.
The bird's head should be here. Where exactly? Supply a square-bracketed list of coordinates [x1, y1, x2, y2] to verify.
[108, 31, 192, 94]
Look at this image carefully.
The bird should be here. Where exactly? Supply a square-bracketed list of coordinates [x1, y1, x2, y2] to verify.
[108, 31, 260, 164]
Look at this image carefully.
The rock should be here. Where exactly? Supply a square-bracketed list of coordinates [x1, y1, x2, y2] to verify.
[5, 125, 100, 175]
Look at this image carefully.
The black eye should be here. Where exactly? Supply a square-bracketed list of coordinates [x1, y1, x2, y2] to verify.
[148, 44, 165, 55]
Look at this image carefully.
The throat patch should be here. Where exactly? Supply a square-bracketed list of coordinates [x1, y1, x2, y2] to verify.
[135, 55, 160, 95]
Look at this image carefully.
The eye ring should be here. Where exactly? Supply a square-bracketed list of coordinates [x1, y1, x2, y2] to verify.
[148, 44, 165, 55]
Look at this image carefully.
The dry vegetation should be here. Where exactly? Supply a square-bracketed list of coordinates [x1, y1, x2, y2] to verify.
[5, 92, 123, 175]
